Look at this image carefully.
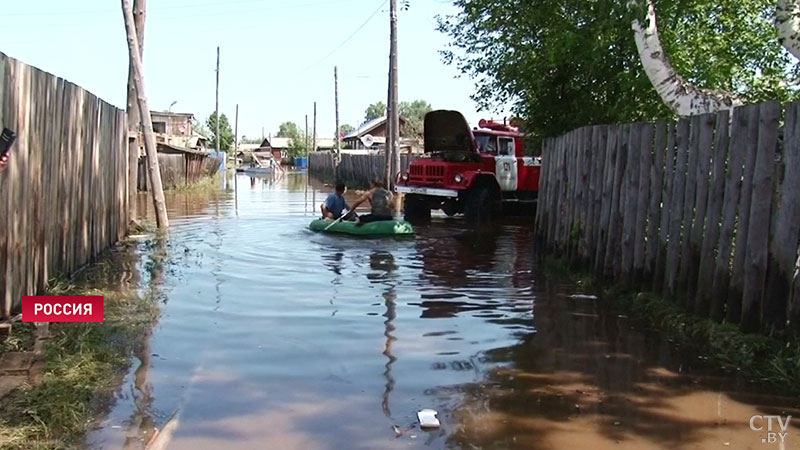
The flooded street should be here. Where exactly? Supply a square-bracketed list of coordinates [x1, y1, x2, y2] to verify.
[88, 172, 800, 450]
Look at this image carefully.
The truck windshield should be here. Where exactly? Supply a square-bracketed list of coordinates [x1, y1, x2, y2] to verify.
[475, 135, 496, 154]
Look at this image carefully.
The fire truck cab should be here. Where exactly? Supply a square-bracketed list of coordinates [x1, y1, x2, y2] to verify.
[395, 110, 541, 222]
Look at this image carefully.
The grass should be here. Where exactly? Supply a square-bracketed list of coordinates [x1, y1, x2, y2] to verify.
[0, 323, 35, 355]
[540, 255, 800, 395]
[166, 172, 223, 194]
[0, 246, 160, 450]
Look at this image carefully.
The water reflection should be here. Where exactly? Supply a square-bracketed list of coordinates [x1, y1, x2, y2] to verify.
[369, 251, 399, 418]
[92, 174, 800, 450]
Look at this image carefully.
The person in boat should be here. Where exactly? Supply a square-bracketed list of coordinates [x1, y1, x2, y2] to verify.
[321, 182, 354, 220]
[349, 178, 394, 224]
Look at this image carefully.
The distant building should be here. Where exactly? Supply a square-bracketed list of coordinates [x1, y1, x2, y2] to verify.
[314, 138, 336, 151]
[342, 116, 410, 150]
[148, 111, 207, 152]
[341, 116, 424, 153]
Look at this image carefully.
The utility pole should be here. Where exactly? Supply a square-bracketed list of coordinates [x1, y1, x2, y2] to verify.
[234, 104, 239, 155]
[234, 104, 239, 213]
[311, 101, 317, 185]
[122, 0, 168, 229]
[385, 62, 392, 185]
[215, 46, 220, 151]
[312, 102, 317, 154]
[388, 0, 400, 212]
[305, 114, 309, 158]
[125, 0, 146, 226]
[334, 66, 341, 182]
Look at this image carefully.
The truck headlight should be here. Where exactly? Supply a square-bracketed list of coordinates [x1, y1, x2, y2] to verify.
[454, 174, 463, 183]
[401, 172, 409, 181]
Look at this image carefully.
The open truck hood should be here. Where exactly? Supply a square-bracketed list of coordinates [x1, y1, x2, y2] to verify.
[424, 110, 477, 153]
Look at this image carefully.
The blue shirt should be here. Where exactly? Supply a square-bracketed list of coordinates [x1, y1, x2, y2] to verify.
[324, 193, 349, 218]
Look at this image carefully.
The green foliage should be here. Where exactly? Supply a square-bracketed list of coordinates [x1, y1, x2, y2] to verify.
[191, 118, 211, 138]
[363, 99, 432, 136]
[240, 136, 263, 145]
[399, 100, 433, 136]
[437, 0, 799, 139]
[339, 124, 355, 137]
[205, 112, 234, 151]
[364, 101, 386, 121]
[277, 121, 312, 158]
[276, 121, 299, 138]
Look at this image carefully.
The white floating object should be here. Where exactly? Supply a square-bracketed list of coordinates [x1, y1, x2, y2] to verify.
[417, 409, 440, 428]
[568, 294, 598, 300]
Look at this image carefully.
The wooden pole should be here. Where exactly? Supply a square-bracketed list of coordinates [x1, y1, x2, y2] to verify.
[126, 0, 146, 226]
[122, 0, 168, 229]
[389, 0, 400, 212]
[313, 102, 318, 153]
[311, 101, 316, 186]
[215, 46, 220, 151]
[305, 114, 309, 158]
[334, 66, 341, 182]
[234, 104, 239, 213]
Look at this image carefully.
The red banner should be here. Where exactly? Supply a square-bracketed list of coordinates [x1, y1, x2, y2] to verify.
[22, 296, 104, 322]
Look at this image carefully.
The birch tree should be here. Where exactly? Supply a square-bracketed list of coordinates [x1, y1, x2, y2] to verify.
[777, 0, 800, 60]
[631, 0, 741, 115]
[438, 0, 797, 137]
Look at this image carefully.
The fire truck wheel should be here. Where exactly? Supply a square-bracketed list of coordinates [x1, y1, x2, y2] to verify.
[464, 186, 492, 224]
[442, 199, 459, 217]
[404, 194, 431, 221]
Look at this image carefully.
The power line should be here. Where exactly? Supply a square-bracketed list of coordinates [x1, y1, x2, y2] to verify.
[294, 0, 388, 76]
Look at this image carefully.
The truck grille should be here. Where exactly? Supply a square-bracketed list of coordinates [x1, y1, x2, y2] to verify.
[409, 165, 445, 184]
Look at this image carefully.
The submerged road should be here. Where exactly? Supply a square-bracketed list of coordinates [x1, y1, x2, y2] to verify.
[88, 172, 799, 450]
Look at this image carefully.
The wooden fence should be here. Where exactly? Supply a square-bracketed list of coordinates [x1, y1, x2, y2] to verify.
[0, 52, 129, 317]
[536, 101, 800, 333]
[308, 152, 417, 187]
[137, 153, 221, 190]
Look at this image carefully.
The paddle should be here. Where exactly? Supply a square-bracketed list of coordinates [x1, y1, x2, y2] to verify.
[324, 210, 349, 231]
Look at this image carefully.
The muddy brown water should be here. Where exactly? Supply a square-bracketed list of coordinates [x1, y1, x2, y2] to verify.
[87, 172, 800, 450]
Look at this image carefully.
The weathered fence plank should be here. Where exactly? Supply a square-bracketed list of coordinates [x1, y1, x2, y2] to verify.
[645, 123, 667, 279]
[696, 110, 730, 316]
[595, 126, 617, 275]
[728, 105, 761, 324]
[653, 124, 676, 292]
[620, 124, 641, 281]
[604, 125, 629, 277]
[741, 101, 780, 331]
[633, 123, 653, 282]
[665, 118, 690, 295]
[685, 113, 716, 309]
[677, 115, 702, 301]
[710, 107, 749, 321]
[766, 102, 800, 332]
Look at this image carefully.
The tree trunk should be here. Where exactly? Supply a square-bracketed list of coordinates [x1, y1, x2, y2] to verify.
[126, 0, 145, 227]
[122, 0, 168, 230]
[776, 0, 800, 61]
[631, 0, 741, 115]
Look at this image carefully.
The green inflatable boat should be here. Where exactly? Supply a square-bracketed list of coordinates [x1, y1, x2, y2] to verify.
[308, 218, 414, 236]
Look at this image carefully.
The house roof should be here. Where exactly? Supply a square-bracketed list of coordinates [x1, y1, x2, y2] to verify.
[156, 142, 207, 155]
[343, 116, 408, 140]
[315, 138, 335, 148]
[151, 111, 195, 118]
[238, 143, 262, 152]
[268, 137, 291, 149]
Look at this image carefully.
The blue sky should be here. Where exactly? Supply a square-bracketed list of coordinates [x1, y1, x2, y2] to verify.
[1, 0, 510, 140]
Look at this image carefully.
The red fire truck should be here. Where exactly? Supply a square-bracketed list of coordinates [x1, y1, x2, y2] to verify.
[395, 110, 541, 222]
